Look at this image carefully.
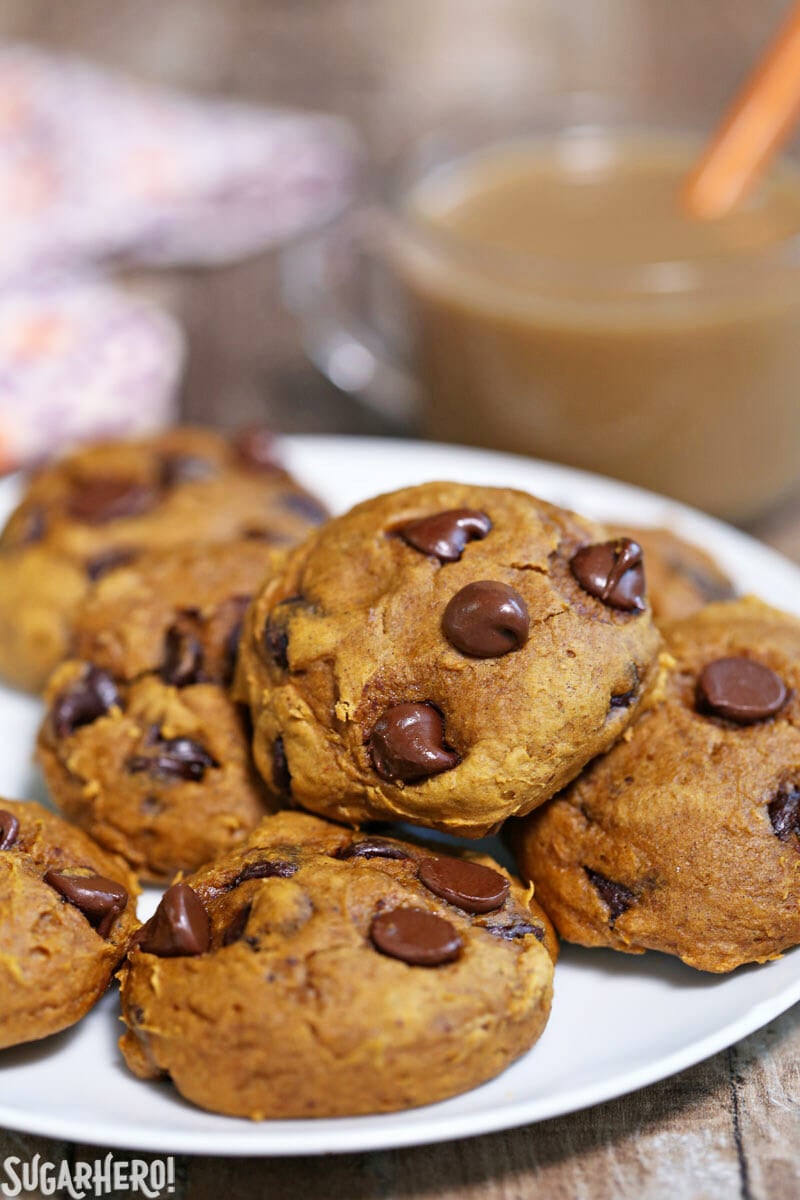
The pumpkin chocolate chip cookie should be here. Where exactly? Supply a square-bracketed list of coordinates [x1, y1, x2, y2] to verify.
[118, 811, 554, 1118]
[512, 597, 800, 973]
[234, 482, 663, 836]
[0, 425, 327, 693]
[0, 799, 138, 1049]
[36, 542, 278, 882]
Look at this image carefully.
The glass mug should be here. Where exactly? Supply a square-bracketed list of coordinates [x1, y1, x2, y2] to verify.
[281, 93, 800, 521]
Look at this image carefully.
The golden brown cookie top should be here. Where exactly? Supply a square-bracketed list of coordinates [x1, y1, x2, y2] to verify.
[235, 481, 663, 835]
[513, 596, 800, 972]
[70, 540, 280, 686]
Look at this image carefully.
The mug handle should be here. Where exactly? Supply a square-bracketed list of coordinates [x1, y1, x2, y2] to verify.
[279, 208, 420, 424]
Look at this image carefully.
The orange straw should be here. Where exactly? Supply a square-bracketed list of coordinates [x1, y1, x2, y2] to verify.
[683, 1, 800, 219]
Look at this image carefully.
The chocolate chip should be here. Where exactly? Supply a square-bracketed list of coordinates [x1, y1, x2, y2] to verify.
[281, 492, 328, 525]
[52, 666, 121, 737]
[570, 538, 646, 612]
[127, 735, 218, 782]
[161, 623, 205, 687]
[396, 509, 492, 563]
[44, 871, 128, 938]
[484, 919, 543, 941]
[369, 703, 460, 783]
[442, 580, 529, 658]
[272, 736, 292, 796]
[768, 787, 800, 842]
[669, 556, 736, 604]
[138, 883, 210, 957]
[231, 859, 298, 888]
[263, 596, 303, 670]
[233, 425, 282, 471]
[159, 454, 215, 487]
[419, 856, 510, 913]
[221, 595, 252, 686]
[67, 478, 157, 525]
[0, 810, 20, 849]
[85, 547, 139, 581]
[370, 907, 462, 966]
[337, 837, 411, 861]
[609, 667, 640, 710]
[697, 657, 788, 725]
[585, 867, 635, 926]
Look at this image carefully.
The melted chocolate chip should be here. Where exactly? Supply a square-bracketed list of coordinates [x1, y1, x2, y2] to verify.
[281, 492, 328, 525]
[161, 623, 205, 687]
[159, 454, 215, 487]
[697, 657, 788, 725]
[370, 907, 462, 966]
[67, 478, 157, 525]
[369, 703, 460, 783]
[229, 859, 298, 889]
[484, 919, 543, 941]
[138, 883, 210, 957]
[396, 509, 492, 563]
[585, 867, 635, 926]
[52, 666, 121, 737]
[768, 787, 800, 842]
[0, 810, 20, 849]
[570, 538, 646, 612]
[262, 596, 303, 670]
[337, 837, 411, 861]
[442, 580, 530, 658]
[609, 667, 640, 710]
[85, 547, 139, 581]
[233, 425, 282, 471]
[127, 735, 218, 782]
[419, 856, 510, 913]
[272, 736, 292, 796]
[44, 871, 128, 938]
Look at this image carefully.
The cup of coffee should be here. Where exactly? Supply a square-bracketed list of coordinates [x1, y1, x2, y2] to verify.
[282, 97, 800, 521]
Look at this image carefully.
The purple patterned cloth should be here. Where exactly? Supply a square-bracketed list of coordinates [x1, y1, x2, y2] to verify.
[0, 44, 356, 278]
[0, 277, 184, 471]
[0, 45, 355, 466]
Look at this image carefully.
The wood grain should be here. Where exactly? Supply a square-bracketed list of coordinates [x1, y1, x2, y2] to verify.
[0, 2, 798, 1196]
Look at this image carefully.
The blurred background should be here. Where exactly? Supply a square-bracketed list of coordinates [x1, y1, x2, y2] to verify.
[2, 0, 799, 529]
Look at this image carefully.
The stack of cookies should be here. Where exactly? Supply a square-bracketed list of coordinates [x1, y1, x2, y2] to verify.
[1, 426, 797, 1122]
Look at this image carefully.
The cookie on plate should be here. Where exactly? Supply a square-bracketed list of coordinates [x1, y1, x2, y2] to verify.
[0, 425, 327, 693]
[118, 811, 555, 1118]
[512, 597, 800, 973]
[37, 542, 278, 882]
[0, 799, 138, 1049]
[609, 525, 736, 622]
[234, 482, 663, 836]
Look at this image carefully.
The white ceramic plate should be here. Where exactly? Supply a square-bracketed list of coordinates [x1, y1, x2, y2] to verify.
[1, 435, 799, 1156]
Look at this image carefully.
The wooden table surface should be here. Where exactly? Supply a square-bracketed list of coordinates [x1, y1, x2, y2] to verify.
[1, 2, 799, 1197]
